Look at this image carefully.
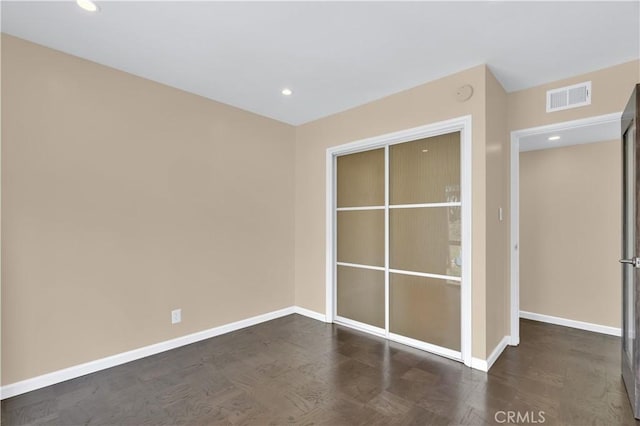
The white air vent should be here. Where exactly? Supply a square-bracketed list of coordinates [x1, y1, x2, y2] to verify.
[546, 81, 591, 112]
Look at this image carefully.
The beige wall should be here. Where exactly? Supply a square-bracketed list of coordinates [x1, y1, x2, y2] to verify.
[508, 60, 640, 131]
[519, 141, 621, 328]
[1, 35, 296, 385]
[294, 65, 492, 359]
[485, 70, 510, 353]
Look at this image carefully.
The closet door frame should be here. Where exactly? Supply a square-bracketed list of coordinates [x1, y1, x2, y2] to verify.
[325, 115, 473, 367]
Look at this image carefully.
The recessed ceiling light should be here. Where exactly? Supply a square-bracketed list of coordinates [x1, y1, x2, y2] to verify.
[281, 88, 293, 96]
[76, 0, 99, 12]
[548, 135, 561, 141]
[422, 149, 429, 153]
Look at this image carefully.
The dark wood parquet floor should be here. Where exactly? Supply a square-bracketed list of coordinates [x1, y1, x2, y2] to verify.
[2, 315, 639, 425]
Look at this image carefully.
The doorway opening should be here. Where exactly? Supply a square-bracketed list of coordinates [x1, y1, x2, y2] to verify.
[510, 112, 622, 345]
[325, 116, 473, 366]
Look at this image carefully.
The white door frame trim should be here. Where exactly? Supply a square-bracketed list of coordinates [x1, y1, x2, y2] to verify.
[509, 112, 621, 346]
[325, 115, 473, 367]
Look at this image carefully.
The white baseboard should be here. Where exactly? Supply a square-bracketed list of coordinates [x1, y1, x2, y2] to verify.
[470, 335, 509, 372]
[487, 335, 510, 370]
[520, 311, 621, 337]
[0, 306, 297, 400]
[293, 306, 328, 322]
[470, 358, 487, 371]
[3, 304, 524, 399]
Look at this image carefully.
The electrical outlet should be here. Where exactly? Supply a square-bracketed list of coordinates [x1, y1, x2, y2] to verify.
[171, 309, 181, 324]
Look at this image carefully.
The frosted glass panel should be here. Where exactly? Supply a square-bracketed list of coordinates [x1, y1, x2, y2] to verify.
[390, 132, 460, 205]
[337, 148, 385, 208]
[390, 207, 461, 276]
[337, 210, 385, 267]
[337, 265, 385, 328]
[390, 273, 460, 351]
[335, 131, 464, 356]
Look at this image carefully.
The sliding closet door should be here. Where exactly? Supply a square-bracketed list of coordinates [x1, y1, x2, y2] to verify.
[333, 131, 463, 357]
[389, 132, 461, 351]
[335, 148, 385, 330]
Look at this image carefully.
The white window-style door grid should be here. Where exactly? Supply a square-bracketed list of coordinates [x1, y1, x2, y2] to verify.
[325, 115, 473, 367]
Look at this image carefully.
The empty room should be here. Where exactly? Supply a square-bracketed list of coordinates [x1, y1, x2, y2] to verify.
[1, 1, 640, 425]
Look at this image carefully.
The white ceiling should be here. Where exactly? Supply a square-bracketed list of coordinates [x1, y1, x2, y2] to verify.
[519, 118, 621, 152]
[2, 1, 639, 125]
